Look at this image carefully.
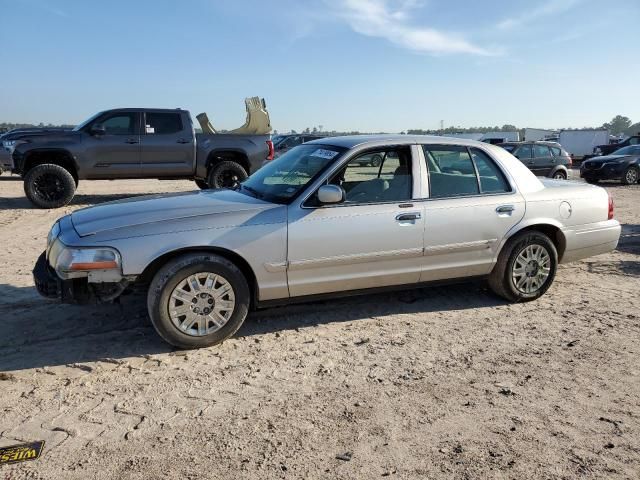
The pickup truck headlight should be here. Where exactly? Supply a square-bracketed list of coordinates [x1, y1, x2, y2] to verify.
[54, 247, 121, 278]
[3, 140, 17, 153]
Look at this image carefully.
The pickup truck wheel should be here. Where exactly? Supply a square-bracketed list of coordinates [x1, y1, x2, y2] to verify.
[207, 161, 248, 189]
[24, 163, 76, 209]
[488, 231, 557, 303]
[195, 179, 209, 190]
[147, 253, 250, 349]
[621, 166, 638, 185]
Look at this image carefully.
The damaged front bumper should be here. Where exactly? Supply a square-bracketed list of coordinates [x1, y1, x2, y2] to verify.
[33, 251, 130, 304]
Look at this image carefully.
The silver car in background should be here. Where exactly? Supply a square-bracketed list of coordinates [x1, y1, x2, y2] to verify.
[34, 135, 621, 349]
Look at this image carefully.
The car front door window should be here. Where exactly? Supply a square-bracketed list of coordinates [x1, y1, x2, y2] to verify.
[329, 148, 412, 203]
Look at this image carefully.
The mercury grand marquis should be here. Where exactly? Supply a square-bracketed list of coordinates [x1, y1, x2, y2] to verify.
[34, 135, 621, 348]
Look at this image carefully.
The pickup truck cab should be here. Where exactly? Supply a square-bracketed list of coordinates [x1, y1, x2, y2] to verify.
[11, 105, 273, 208]
[592, 135, 640, 157]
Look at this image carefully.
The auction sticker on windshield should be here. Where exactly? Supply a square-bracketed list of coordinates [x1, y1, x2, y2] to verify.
[0, 441, 45, 466]
[310, 149, 339, 160]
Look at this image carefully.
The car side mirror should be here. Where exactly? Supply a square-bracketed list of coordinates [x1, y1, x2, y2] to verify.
[90, 124, 106, 136]
[317, 185, 345, 204]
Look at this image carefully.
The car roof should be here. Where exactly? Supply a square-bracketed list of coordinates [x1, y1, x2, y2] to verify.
[306, 134, 487, 149]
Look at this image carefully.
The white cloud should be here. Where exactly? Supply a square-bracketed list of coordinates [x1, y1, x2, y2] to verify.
[497, 0, 582, 30]
[326, 0, 493, 56]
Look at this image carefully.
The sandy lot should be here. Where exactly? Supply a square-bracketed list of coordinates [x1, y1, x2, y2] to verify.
[0, 173, 638, 479]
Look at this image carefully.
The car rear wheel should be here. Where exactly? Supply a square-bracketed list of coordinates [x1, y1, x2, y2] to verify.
[370, 154, 382, 167]
[207, 161, 248, 189]
[488, 231, 558, 302]
[552, 170, 567, 180]
[147, 253, 250, 349]
[621, 166, 638, 185]
[24, 163, 76, 209]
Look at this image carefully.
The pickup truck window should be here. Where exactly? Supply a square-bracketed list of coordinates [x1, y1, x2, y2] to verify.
[423, 145, 480, 198]
[102, 114, 136, 135]
[241, 144, 344, 204]
[145, 112, 183, 135]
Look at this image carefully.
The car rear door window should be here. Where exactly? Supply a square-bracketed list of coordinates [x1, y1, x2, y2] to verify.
[145, 113, 183, 135]
[469, 148, 510, 193]
[423, 145, 479, 198]
[534, 145, 551, 158]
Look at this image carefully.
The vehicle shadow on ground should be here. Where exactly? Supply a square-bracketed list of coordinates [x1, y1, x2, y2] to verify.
[617, 224, 640, 255]
[0, 282, 503, 371]
[0, 175, 21, 181]
[0, 192, 168, 210]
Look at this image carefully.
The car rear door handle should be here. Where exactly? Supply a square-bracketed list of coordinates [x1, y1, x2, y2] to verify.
[125, 138, 139, 144]
[396, 212, 421, 222]
[496, 205, 515, 214]
[177, 139, 191, 144]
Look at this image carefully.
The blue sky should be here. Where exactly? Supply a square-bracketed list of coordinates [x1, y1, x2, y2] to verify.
[1, 0, 639, 132]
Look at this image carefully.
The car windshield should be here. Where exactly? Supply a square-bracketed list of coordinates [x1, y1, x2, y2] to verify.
[612, 145, 640, 156]
[500, 144, 516, 152]
[73, 111, 105, 131]
[240, 144, 345, 203]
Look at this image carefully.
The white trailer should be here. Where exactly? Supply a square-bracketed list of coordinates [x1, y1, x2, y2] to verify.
[524, 128, 554, 141]
[558, 129, 609, 157]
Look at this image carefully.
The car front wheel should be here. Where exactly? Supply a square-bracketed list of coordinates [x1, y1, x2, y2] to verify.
[147, 253, 250, 349]
[489, 231, 558, 302]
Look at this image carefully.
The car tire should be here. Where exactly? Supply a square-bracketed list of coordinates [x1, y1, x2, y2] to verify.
[207, 161, 248, 189]
[488, 231, 558, 303]
[23, 163, 76, 209]
[370, 155, 382, 167]
[621, 166, 639, 185]
[552, 170, 567, 180]
[147, 253, 250, 349]
[195, 179, 209, 190]
[585, 178, 599, 184]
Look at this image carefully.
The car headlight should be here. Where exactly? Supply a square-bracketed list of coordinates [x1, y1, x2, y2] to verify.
[47, 222, 61, 249]
[53, 247, 121, 278]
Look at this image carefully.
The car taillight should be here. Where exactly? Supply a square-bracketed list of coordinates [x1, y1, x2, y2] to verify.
[266, 140, 274, 161]
[567, 155, 572, 167]
[608, 192, 614, 220]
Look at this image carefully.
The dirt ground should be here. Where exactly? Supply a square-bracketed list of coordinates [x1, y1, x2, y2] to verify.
[0, 172, 638, 479]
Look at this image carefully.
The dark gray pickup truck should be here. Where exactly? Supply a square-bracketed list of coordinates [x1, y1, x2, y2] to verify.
[10, 105, 273, 208]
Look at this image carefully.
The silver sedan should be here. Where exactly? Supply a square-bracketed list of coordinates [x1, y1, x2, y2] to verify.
[34, 135, 621, 348]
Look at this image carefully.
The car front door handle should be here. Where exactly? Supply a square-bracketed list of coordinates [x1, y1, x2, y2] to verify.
[396, 212, 421, 222]
[496, 205, 515, 214]
[125, 138, 139, 144]
[177, 139, 191, 144]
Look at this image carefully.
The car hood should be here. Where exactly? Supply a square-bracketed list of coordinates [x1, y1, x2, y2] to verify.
[14, 130, 79, 143]
[71, 189, 281, 237]
[587, 154, 630, 164]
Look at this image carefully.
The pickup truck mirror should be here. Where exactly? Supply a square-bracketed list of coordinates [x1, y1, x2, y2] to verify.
[90, 124, 106, 136]
[317, 185, 345, 204]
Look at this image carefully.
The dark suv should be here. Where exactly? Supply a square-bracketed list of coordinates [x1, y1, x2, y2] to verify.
[498, 141, 572, 179]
